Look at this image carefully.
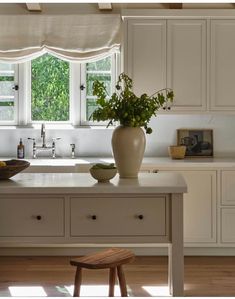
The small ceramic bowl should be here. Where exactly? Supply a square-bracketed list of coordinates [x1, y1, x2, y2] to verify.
[168, 145, 186, 159]
[89, 168, 117, 182]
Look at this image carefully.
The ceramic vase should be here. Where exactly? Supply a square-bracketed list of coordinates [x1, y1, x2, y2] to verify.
[111, 125, 146, 178]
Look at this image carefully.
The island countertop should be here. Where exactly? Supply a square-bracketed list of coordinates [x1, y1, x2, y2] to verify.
[0, 172, 187, 194]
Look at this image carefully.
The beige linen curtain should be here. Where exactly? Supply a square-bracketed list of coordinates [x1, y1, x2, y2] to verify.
[0, 14, 121, 62]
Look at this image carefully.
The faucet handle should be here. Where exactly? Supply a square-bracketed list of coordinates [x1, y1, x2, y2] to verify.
[28, 138, 35, 141]
[70, 144, 75, 159]
[41, 123, 45, 137]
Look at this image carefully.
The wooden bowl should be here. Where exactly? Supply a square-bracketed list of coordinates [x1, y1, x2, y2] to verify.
[0, 159, 30, 180]
[90, 168, 117, 183]
[168, 146, 186, 159]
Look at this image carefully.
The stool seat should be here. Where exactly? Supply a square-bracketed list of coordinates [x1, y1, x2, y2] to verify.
[70, 248, 135, 270]
[70, 248, 135, 297]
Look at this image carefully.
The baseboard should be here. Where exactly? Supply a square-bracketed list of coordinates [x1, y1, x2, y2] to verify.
[1, 246, 235, 256]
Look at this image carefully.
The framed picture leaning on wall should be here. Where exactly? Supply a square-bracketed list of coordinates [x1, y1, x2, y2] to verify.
[177, 129, 213, 157]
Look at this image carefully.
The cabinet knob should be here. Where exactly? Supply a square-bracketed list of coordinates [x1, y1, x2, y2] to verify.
[36, 215, 42, 220]
[91, 215, 97, 220]
[137, 214, 144, 220]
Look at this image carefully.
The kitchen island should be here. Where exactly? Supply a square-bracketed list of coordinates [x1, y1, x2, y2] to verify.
[0, 172, 187, 296]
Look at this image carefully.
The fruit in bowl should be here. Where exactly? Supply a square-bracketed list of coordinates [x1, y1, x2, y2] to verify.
[0, 161, 6, 167]
[0, 159, 30, 179]
[90, 163, 117, 183]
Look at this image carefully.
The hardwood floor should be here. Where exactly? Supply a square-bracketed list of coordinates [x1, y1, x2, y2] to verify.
[0, 256, 235, 296]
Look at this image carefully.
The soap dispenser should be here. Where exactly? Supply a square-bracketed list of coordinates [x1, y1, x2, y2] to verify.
[17, 138, 25, 159]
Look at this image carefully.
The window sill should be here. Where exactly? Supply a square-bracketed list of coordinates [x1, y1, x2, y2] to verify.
[0, 124, 117, 130]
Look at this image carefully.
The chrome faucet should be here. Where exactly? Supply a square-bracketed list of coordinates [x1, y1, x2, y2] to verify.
[28, 124, 61, 159]
[41, 123, 46, 148]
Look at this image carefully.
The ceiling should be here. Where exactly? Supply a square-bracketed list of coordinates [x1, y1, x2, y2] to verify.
[0, 3, 234, 15]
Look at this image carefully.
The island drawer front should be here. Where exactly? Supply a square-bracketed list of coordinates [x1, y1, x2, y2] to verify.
[221, 171, 235, 205]
[70, 196, 167, 236]
[0, 196, 64, 237]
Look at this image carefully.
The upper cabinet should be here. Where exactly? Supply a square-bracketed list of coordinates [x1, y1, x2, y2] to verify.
[124, 14, 235, 113]
[210, 20, 235, 111]
[126, 19, 166, 96]
[167, 20, 207, 111]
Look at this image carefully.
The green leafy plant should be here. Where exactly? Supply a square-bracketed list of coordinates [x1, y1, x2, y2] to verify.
[91, 163, 116, 170]
[90, 73, 174, 134]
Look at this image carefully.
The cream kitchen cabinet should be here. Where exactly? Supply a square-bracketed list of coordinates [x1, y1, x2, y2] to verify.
[221, 170, 235, 205]
[0, 195, 65, 237]
[124, 18, 207, 111]
[221, 208, 235, 243]
[124, 14, 235, 113]
[159, 170, 217, 243]
[167, 20, 207, 111]
[182, 170, 216, 243]
[70, 196, 168, 237]
[125, 19, 166, 96]
[210, 20, 235, 111]
[220, 171, 235, 243]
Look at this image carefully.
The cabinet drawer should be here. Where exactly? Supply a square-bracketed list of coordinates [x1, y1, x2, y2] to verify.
[0, 196, 64, 237]
[70, 197, 167, 237]
[221, 171, 235, 205]
[221, 208, 235, 243]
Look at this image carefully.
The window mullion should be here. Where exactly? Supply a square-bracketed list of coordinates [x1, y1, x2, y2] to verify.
[70, 63, 81, 126]
[80, 63, 87, 125]
[18, 62, 30, 126]
[14, 63, 19, 125]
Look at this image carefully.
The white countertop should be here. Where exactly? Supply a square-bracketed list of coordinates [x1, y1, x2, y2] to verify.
[0, 172, 187, 194]
[2, 156, 235, 169]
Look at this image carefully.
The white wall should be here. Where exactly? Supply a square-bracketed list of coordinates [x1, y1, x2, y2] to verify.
[0, 114, 235, 158]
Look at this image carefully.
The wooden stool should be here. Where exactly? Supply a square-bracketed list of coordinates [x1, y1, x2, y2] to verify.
[70, 248, 135, 297]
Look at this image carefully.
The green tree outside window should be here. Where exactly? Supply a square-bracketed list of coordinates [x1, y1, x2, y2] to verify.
[31, 54, 70, 121]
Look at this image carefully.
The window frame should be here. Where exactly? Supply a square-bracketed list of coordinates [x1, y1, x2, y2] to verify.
[0, 64, 19, 125]
[0, 52, 120, 127]
[80, 53, 118, 126]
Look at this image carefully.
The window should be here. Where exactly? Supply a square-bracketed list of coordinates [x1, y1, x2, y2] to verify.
[0, 63, 18, 124]
[83, 56, 113, 121]
[0, 52, 119, 126]
[31, 54, 70, 122]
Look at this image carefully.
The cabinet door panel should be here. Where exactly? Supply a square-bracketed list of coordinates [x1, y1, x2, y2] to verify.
[221, 170, 235, 205]
[0, 196, 64, 237]
[167, 20, 207, 111]
[70, 196, 167, 237]
[126, 19, 166, 96]
[221, 208, 235, 243]
[167, 170, 216, 243]
[211, 20, 235, 110]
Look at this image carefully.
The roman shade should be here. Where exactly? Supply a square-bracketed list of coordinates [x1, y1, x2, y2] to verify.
[0, 14, 121, 62]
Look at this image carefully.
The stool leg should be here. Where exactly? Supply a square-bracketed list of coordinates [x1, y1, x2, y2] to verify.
[117, 266, 128, 297]
[109, 267, 116, 297]
[73, 267, 82, 297]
